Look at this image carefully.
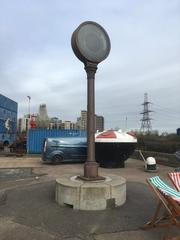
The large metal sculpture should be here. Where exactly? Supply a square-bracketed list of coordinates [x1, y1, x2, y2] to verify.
[71, 21, 111, 180]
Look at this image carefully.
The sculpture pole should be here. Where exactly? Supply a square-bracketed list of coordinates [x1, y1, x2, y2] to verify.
[83, 62, 98, 179]
[71, 21, 110, 180]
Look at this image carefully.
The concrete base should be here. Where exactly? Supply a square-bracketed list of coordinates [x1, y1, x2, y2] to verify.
[55, 174, 126, 210]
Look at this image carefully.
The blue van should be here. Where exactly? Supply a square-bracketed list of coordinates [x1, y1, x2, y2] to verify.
[42, 137, 87, 164]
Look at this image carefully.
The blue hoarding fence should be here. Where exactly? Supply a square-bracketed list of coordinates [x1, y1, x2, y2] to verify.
[0, 94, 18, 112]
[27, 129, 87, 154]
[0, 94, 17, 145]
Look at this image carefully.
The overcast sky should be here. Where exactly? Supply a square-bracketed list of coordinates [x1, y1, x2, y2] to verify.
[0, 0, 179, 133]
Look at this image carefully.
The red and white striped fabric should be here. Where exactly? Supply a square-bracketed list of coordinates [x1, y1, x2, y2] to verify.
[168, 172, 180, 192]
[95, 130, 137, 143]
[158, 188, 180, 203]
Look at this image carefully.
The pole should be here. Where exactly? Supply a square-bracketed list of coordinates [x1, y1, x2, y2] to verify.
[28, 99, 30, 118]
[125, 116, 127, 130]
[78, 62, 104, 180]
[139, 150, 146, 163]
[27, 96, 31, 118]
[84, 62, 98, 178]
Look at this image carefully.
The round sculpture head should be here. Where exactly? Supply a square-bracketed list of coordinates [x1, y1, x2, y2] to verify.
[71, 21, 111, 64]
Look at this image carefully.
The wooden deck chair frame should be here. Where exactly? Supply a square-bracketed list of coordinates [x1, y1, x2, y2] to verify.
[142, 178, 180, 240]
[168, 172, 180, 192]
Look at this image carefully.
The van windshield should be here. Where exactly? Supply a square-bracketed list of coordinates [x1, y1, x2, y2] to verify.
[48, 138, 87, 146]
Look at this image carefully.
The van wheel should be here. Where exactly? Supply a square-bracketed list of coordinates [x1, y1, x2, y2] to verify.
[52, 155, 63, 164]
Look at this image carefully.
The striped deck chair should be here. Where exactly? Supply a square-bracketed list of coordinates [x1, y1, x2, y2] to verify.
[142, 176, 180, 240]
[168, 172, 180, 192]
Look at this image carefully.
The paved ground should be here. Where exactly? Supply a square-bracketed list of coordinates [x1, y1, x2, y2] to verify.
[0, 156, 179, 240]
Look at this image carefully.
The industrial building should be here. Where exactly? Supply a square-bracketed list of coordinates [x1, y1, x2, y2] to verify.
[95, 115, 104, 132]
[18, 114, 31, 133]
[76, 110, 104, 132]
[177, 128, 180, 136]
[0, 94, 18, 146]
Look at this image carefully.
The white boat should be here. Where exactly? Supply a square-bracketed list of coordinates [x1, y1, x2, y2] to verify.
[95, 129, 137, 168]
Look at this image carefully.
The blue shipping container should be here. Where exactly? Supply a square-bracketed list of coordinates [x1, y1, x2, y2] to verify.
[27, 129, 87, 154]
[0, 94, 17, 145]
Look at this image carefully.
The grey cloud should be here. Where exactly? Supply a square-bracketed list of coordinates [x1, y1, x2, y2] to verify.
[0, 0, 179, 133]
